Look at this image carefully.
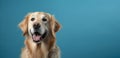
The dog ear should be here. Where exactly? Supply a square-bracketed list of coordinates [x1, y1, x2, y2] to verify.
[19, 15, 29, 36]
[54, 20, 61, 32]
[51, 15, 61, 32]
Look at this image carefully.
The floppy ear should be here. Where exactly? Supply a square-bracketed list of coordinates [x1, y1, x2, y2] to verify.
[54, 20, 61, 32]
[51, 15, 61, 32]
[19, 15, 29, 36]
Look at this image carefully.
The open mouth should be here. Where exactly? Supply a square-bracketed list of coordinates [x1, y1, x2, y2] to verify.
[31, 31, 47, 43]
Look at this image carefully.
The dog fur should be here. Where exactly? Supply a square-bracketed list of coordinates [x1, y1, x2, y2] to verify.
[19, 12, 61, 58]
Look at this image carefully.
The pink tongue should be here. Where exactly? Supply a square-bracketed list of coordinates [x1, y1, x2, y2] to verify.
[33, 35, 41, 41]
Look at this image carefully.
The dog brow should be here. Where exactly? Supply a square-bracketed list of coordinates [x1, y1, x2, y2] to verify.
[40, 14, 45, 19]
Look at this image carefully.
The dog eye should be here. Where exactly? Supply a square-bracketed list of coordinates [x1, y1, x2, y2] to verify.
[42, 18, 47, 22]
[31, 18, 35, 21]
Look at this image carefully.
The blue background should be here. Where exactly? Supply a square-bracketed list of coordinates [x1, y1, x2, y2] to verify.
[0, 0, 120, 58]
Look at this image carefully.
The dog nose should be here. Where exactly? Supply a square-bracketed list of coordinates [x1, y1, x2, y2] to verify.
[33, 23, 40, 29]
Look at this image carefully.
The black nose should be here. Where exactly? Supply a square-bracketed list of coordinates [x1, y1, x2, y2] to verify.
[33, 23, 40, 29]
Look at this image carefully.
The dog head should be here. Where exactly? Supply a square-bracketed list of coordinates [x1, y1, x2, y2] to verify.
[19, 12, 61, 43]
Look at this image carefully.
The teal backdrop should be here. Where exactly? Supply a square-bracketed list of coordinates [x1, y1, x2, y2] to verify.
[0, 0, 120, 58]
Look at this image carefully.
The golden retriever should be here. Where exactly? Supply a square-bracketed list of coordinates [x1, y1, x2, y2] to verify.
[19, 12, 61, 58]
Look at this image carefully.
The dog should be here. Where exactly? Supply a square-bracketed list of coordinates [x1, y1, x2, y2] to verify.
[19, 12, 61, 58]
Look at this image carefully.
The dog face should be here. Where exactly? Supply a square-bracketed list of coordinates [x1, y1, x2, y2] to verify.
[19, 12, 61, 43]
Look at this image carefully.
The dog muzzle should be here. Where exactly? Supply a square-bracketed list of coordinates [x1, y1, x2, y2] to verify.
[30, 30, 47, 43]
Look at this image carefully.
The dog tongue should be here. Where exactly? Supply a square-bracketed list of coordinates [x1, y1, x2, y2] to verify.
[33, 35, 41, 41]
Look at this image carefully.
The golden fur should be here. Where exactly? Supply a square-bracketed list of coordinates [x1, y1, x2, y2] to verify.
[19, 12, 61, 58]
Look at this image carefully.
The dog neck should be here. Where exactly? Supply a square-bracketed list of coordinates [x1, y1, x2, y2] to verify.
[24, 36, 56, 58]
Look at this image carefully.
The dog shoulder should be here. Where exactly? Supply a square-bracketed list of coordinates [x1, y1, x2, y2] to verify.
[21, 47, 31, 58]
[48, 46, 61, 58]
